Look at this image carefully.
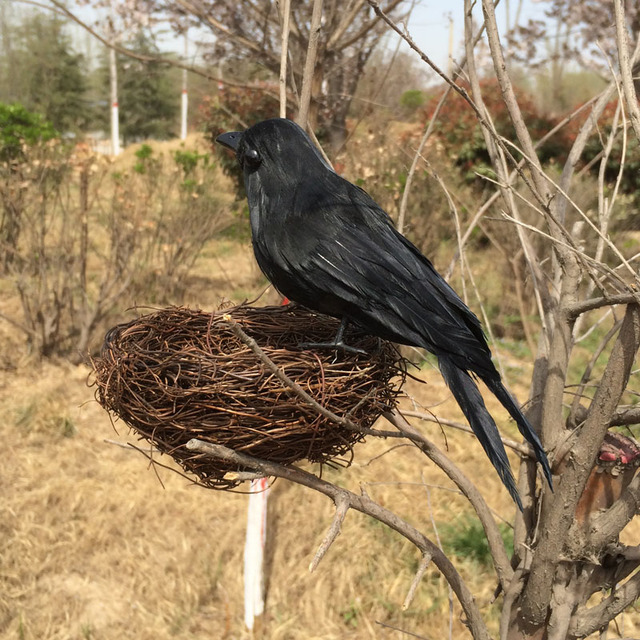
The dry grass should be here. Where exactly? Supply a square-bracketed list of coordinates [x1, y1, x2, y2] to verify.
[1, 238, 639, 640]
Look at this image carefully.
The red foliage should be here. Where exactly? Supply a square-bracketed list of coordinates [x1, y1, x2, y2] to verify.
[401, 79, 575, 179]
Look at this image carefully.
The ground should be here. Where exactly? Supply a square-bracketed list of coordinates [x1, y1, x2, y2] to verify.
[1, 186, 639, 640]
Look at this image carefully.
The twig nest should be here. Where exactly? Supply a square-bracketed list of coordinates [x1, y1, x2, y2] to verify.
[93, 304, 405, 488]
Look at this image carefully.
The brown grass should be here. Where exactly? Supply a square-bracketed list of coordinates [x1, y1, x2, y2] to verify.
[2, 227, 639, 640]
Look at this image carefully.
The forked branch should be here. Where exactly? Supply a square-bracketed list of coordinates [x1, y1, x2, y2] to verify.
[185, 438, 491, 640]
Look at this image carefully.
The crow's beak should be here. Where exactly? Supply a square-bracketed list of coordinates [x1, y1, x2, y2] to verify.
[216, 131, 242, 152]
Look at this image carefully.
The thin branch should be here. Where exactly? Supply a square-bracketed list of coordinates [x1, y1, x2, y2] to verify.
[334, 3, 410, 158]
[385, 410, 514, 589]
[589, 473, 640, 549]
[481, 0, 548, 200]
[402, 552, 432, 610]
[336, 0, 406, 51]
[368, 0, 547, 215]
[375, 620, 429, 639]
[0, 310, 34, 336]
[277, 0, 292, 118]
[497, 138, 639, 284]
[401, 409, 533, 457]
[46, 0, 263, 95]
[422, 479, 454, 638]
[220, 315, 398, 438]
[173, 0, 278, 63]
[497, 210, 629, 291]
[103, 438, 155, 452]
[297, 0, 323, 130]
[309, 496, 349, 571]
[592, 100, 624, 310]
[567, 293, 640, 319]
[569, 569, 640, 638]
[446, 94, 599, 280]
[185, 438, 492, 640]
[394, 6, 498, 235]
[613, 0, 640, 142]
[499, 567, 525, 640]
[326, 0, 365, 49]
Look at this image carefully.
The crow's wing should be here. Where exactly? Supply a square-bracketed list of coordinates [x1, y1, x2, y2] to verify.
[257, 177, 497, 378]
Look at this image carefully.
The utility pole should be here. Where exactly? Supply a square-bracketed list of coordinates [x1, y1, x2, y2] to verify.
[108, 0, 120, 156]
[180, 31, 188, 140]
[109, 45, 120, 156]
[448, 15, 454, 77]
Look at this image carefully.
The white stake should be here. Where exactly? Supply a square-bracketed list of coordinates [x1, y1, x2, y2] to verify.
[244, 477, 270, 630]
[109, 45, 120, 156]
[180, 32, 188, 140]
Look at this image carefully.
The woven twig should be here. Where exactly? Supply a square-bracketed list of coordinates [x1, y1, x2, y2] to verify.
[92, 303, 405, 488]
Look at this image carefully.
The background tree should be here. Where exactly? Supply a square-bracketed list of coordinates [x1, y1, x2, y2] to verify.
[0, 9, 89, 132]
[56, 0, 407, 152]
[182, 0, 407, 150]
[97, 32, 179, 144]
[352, 49, 432, 122]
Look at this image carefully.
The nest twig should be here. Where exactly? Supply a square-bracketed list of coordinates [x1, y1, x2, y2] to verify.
[92, 304, 405, 488]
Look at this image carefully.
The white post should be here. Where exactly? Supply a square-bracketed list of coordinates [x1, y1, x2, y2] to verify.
[448, 16, 454, 77]
[244, 477, 269, 630]
[108, 9, 120, 157]
[110, 46, 120, 156]
[180, 32, 188, 140]
[108, 0, 120, 156]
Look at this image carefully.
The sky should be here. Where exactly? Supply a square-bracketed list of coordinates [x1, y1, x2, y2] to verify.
[31, 0, 554, 73]
[402, 0, 552, 70]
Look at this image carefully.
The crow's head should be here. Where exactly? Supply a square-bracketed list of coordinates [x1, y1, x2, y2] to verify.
[216, 118, 332, 186]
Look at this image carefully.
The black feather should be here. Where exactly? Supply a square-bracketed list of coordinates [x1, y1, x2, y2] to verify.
[216, 118, 553, 508]
[439, 356, 523, 510]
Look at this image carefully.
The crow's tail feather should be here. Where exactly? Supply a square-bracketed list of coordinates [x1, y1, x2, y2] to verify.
[484, 377, 553, 489]
[438, 356, 523, 511]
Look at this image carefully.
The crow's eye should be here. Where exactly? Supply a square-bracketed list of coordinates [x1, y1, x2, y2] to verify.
[243, 148, 261, 169]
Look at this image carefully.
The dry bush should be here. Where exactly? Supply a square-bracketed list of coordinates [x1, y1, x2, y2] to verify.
[0, 139, 232, 361]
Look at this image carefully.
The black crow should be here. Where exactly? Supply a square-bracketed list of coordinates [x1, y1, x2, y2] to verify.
[216, 118, 552, 508]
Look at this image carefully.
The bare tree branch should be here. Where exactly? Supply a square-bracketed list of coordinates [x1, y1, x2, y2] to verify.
[567, 293, 640, 319]
[397, 8, 493, 235]
[571, 404, 640, 428]
[481, 0, 550, 201]
[185, 438, 492, 640]
[297, 0, 323, 130]
[385, 410, 515, 590]
[589, 472, 640, 549]
[401, 409, 533, 457]
[174, 0, 278, 61]
[326, 0, 366, 49]
[277, 0, 292, 117]
[520, 304, 640, 627]
[221, 315, 401, 439]
[569, 569, 640, 638]
[309, 495, 349, 571]
[334, 0, 405, 51]
[613, 0, 640, 142]
[46, 0, 261, 92]
[403, 552, 432, 610]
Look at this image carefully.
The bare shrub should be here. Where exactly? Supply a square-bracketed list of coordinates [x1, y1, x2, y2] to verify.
[0, 140, 231, 360]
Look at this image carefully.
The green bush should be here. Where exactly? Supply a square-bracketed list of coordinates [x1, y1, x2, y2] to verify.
[441, 515, 514, 567]
[400, 89, 425, 113]
[0, 102, 58, 161]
